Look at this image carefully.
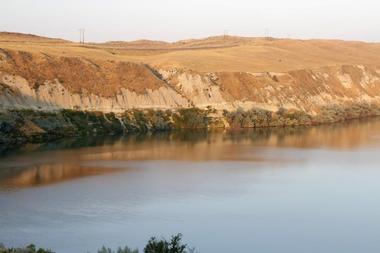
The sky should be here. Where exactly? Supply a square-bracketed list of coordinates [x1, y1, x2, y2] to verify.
[1, 0, 379, 42]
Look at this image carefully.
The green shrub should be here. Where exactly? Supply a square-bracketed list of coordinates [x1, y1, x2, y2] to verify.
[173, 108, 209, 129]
[132, 109, 150, 131]
[144, 234, 189, 253]
[145, 110, 172, 131]
[0, 244, 54, 253]
[225, 107, 314, 128]
[97, 246, 138, 253]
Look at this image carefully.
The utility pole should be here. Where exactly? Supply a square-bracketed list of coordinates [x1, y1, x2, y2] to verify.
[264, 27, 270, 40]
[223, 29, 228, 44]
[79, 28, 85, 44]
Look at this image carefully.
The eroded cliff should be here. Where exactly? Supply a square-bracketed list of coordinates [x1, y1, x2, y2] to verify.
[1, 48, 380, 114]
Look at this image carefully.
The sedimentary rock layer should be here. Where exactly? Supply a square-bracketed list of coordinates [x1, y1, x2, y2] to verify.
[1, 48, 380, 113]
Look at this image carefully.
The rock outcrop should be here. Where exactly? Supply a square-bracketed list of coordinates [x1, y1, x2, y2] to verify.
[1, 47, 380, 114]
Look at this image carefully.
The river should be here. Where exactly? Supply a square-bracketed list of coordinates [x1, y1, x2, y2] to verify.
[1, 119, 380, 253]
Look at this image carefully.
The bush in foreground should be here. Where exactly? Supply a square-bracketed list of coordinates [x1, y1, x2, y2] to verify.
[144, 233, 195, 253]
[97, 233, 195, 253]
[0, 243, 53, 253]
[0, 234, 196, 253]
[97, 245, 139, 253]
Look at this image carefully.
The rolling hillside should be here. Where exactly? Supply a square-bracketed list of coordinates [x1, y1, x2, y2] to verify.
[1, 32, 380, 114]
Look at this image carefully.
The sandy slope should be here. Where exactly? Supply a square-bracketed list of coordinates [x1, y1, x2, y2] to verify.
[2, 32, 380, 72]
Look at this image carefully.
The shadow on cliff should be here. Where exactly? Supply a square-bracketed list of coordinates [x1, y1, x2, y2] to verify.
[0, 80, 67, 111]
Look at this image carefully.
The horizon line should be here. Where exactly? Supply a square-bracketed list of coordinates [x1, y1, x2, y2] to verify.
[1, 30, 379, 44]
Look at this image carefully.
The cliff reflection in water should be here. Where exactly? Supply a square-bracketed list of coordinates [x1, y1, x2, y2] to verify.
[0, 164, 123, 189]
[1, 117, 379, 189]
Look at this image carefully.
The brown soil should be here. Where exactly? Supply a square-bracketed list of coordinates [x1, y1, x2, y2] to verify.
[2, 32, 380, 99]
[0, 48, 165, 96]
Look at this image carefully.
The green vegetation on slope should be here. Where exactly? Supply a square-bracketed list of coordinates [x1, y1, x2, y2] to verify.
[1, 103, 380, 150]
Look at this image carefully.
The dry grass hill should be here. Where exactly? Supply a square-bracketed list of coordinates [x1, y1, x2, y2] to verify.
[1, 32, 380, 114]
[2, 32, 380, 72]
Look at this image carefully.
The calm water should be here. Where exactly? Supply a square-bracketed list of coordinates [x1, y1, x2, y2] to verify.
[1, 119, 380, 253]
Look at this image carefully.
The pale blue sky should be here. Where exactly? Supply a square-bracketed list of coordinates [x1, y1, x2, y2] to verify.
[1, 0, 379, 42]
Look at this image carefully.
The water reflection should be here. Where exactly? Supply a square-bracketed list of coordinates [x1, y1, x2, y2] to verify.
[0, 164, 122, 189]
[0, 117, 379, 189]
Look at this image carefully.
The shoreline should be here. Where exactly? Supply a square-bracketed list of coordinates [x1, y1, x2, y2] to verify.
[1, 103, 380, 151]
